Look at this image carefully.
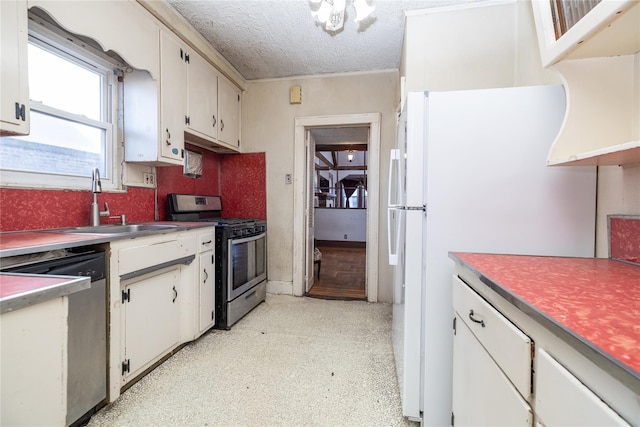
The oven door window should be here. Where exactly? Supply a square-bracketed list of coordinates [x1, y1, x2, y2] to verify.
[229, 233, 266, 300]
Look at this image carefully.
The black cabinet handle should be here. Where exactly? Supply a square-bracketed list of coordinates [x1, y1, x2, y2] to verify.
[172, 286, 177, 303]
[468, 310, 485, 327]
[15, 102, 25, 121]
[203, 268, 208, 283]
[212, 115, 217, 128]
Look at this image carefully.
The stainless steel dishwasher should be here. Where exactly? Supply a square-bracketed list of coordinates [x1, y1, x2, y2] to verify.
[2, 250, 107, 426]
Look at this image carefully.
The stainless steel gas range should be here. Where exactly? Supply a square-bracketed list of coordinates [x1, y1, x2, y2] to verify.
[167, 194, 267, 329]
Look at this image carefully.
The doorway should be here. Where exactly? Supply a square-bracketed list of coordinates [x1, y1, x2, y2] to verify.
[308, 139, 368, 300]
[293, 113, 381, 302]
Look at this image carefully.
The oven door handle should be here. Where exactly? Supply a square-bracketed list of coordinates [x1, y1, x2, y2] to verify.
[230, 232, 266, 245]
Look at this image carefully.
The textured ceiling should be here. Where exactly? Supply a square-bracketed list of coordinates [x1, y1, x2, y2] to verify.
[165, 0, 483, 81]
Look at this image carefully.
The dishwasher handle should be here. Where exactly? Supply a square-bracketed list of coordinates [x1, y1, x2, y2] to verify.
[120, 255, 195, 281]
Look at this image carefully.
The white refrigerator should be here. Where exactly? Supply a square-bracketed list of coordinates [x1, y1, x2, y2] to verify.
[388, 86, 597, 425]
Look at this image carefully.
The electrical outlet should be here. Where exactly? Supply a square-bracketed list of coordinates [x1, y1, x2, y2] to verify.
[143, 173, 156, 186]
[344, 234, 348, 239]
[285, 174, 292, 184]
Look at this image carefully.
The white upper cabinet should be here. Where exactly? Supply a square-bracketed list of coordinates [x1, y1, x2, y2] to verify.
[186, 51, 219, 140]
[159, 29, 187, 163]
[123, 28, 186, 167]
[28, 0, 160, 79]
[0, 0, 29, 136]
[218, 77, 241, 150]
[183, 58, 242, 154]
[532, 1, 640, 166]
[531, 0, 639, 67]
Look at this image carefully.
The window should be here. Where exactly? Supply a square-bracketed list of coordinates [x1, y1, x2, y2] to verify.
[0, 13, 121, 190]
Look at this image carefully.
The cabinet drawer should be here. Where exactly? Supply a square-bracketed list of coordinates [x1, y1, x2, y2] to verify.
[453, 276, 533, 400]
[535, 348, 630, 426]
[118, 238, 184, 276]
[199, 232, 214, 253]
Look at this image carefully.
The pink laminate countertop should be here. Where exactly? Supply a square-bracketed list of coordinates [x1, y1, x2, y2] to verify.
[1, 274, 76, 299]
[0, 273, 90, 313]
[0, 231, 101, 251]
[450, 252, 640, 387]
[0, 222, 213, 257]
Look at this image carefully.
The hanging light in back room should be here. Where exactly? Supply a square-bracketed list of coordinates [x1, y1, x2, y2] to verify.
[347, 150, 354, 162]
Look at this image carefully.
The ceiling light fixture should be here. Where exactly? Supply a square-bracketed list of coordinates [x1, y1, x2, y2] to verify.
[310, 0, 375, 32]
[347, 150, 354, 162]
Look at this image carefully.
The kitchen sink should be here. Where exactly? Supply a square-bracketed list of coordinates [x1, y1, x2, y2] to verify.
[67, 224, 180, 235]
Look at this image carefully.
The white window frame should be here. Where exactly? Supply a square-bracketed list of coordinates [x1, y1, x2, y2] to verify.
[0, 13, 122, 191]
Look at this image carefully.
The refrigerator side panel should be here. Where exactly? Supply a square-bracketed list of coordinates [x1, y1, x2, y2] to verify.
[392, 91, 428, 420]
[421, 85, 596, 426]
[400, 209, 426, 420]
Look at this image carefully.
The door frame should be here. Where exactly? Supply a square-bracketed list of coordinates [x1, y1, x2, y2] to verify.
[293, 113, 381, 302]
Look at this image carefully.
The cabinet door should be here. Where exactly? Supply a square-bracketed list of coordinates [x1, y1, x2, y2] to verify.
[198, 251, 215, 334]
[453, 314, 533, 427]
[535, 349, 631, 426]
[187, 51, 218, 139]
[159, 29, 186, 163]
[217, 77, 241, 148]
[0, 0, 29, 135]
[123, 266, 180, 381]
[453, 276, 533, 399]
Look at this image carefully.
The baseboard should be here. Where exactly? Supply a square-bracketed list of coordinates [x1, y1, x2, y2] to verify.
[267, 280, 293, 295]
[316, 240, 366, 249]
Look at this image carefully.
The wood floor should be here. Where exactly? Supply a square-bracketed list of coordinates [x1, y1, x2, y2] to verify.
[306, 242, 366, 301]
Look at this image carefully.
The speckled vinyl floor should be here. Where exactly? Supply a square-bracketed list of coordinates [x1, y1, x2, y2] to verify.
[87, 295, 418, 427]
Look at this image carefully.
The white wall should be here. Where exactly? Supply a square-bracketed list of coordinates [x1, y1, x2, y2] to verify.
[241, 71, 398, 301]
[400, 0, 559, 95]
[595, 52, 640, 257]
[315, 208, 366, 242]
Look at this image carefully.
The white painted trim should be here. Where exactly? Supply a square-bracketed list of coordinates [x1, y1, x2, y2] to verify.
[293, 113, 380, 302]
[404, 0, 516, 17]
[249, 69, 398, 84]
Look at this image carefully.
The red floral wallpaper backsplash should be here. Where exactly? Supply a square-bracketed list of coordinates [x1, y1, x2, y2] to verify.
[0, 144, 266, 231]
[220, 152, 267, 220]
[609, 215, 640, 265]
[0, 187, 156, 231]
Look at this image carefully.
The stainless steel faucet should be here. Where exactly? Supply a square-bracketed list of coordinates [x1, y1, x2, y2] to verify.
[90, 168, 110, 226]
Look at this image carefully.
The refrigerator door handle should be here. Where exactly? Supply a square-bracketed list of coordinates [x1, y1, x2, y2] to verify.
[388, 148, 400, 208]
[388, 148, 401, 265]
[388, 207, 399, 265]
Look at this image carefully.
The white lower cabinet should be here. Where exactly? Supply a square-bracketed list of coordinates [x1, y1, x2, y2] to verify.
[1, 297, 67, 425]
[197, 230, 215, 335]
[108, 227, 215, 399]
[535, 349, 631, 427]
[452, 273, 635, 426]
[121, 266, 181, 382]
[452, 276, 534, 426]
[198, 251, 215, 333]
